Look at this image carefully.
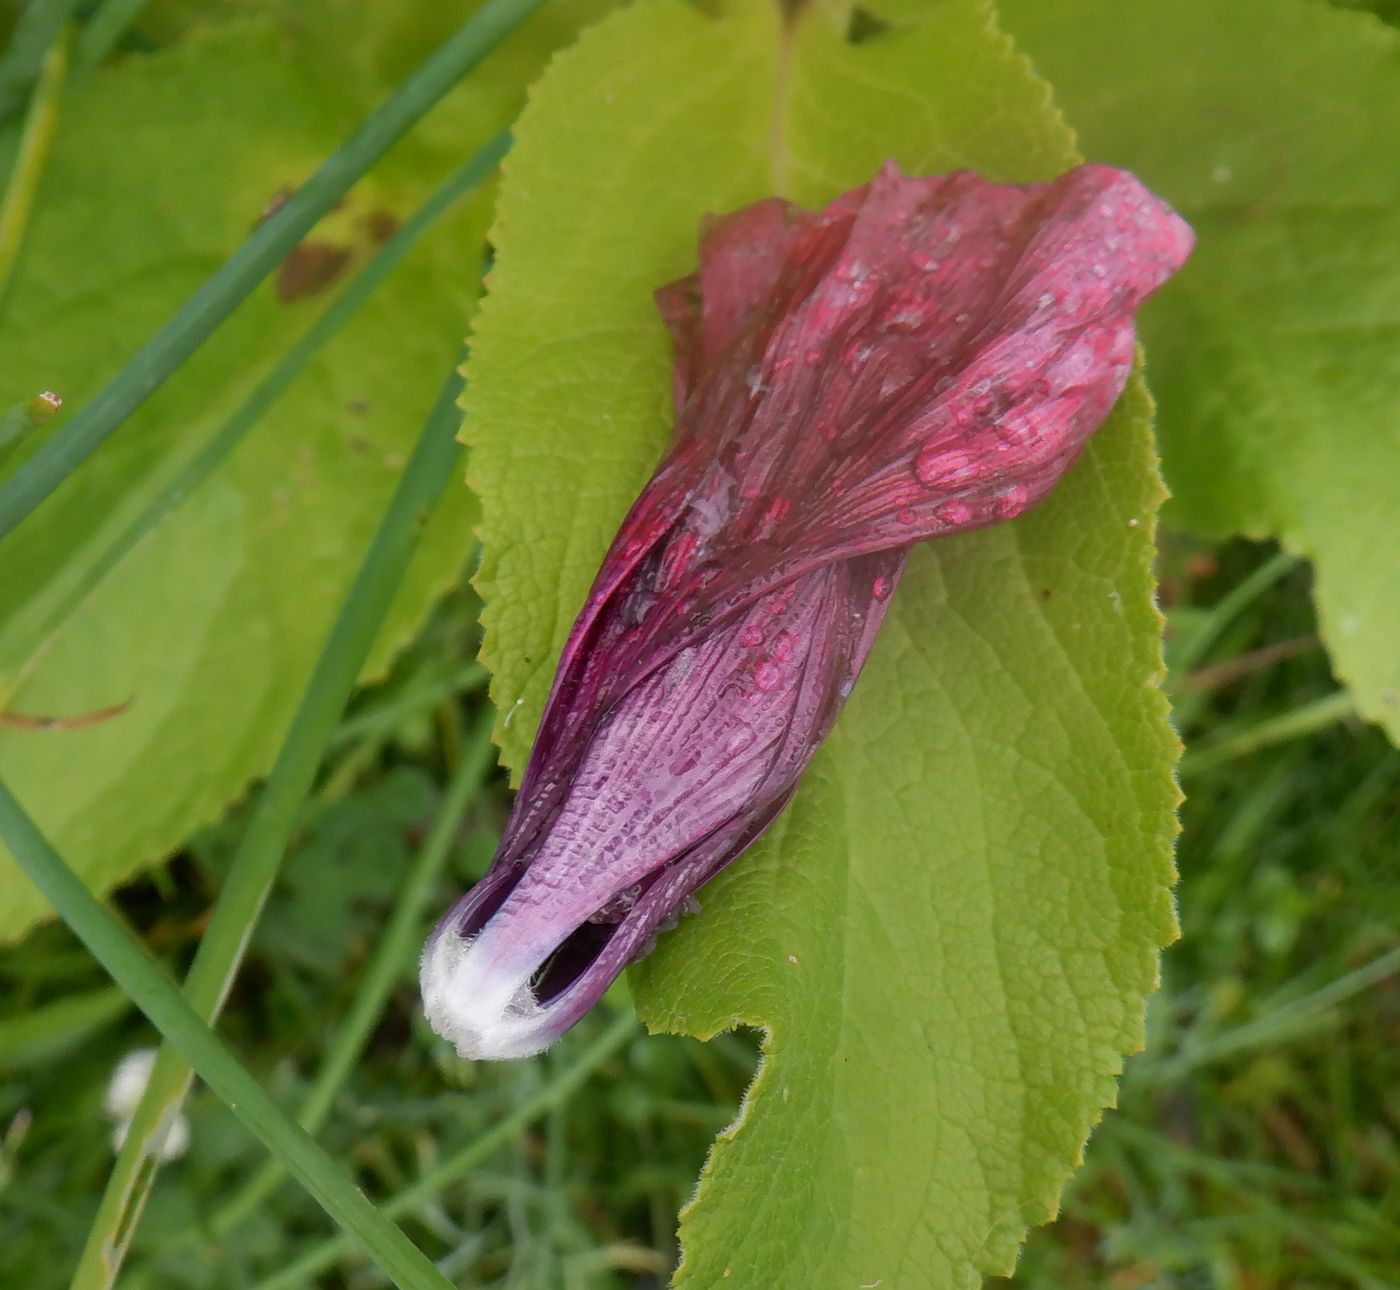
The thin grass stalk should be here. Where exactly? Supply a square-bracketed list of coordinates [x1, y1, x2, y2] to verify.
[0, 18, 69, 310]
[0, 0, 78, 117]
[330, 660, 489, 748]
[0, 782, 456, 1290]
[1169, 551, 1300, 681]
[71, 0, 152, 75]
[71, 354, 470, 1288]
[251, 1012, 638, 1290]
[1180, 689, 1357, 778]
[209, 711, 500, 1236]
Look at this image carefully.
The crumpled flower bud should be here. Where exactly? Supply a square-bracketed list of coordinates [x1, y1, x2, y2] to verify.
[422, 161, 1192, 1060]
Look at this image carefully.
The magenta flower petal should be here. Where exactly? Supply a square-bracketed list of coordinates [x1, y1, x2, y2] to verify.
[422, 162, 1192, 1060]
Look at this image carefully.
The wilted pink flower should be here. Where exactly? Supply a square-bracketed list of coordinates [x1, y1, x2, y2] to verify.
[422, 162, 1192, 1060]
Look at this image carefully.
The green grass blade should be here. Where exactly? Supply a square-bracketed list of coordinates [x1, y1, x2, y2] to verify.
[251, 1012, 639, 1290]
[0, 0, 541, 543]
[0, 0, 77, 118]
[0, 17, 69, 310]
[210, 711, 500, 1237]
[71, 0, 152, 75]
[1170, 549, 1300, 682]
[0, 389, 62, 468]
[72, 354, 470, 1289]
[17, 131, 508, 673]
[0, 781, 456, 1290]
[330, 660, 489, 748]
[1180, 689, 1357, 778]
[1164, 945, 1400, 1078]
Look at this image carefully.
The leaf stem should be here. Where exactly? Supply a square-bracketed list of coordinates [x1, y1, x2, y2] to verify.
[250, 1012, 638, 1290]
[0, 0, 541, 543]
[70, 353, 469, 1289]
[0, 18, 69, 311]
[0, 781, 455, 1290]
[207, 711, 499, 1237]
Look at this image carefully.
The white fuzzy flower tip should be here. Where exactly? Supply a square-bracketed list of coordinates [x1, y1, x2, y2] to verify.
[419, 927, 556, 1062]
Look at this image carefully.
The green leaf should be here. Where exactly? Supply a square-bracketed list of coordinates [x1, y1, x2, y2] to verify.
[0, 2, 609, 942]
[998, 0, 1400, 743]
[465, 0, 1178, 1282]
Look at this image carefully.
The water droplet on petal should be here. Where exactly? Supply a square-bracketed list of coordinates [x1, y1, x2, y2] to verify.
[739, 624, 765, 648]
[993, 482, 1029, 518]
[754, 660, 782, 692]
[872, 575, 891, 600]
[914, 443, 980, 488]
[939, 499, 975, 526]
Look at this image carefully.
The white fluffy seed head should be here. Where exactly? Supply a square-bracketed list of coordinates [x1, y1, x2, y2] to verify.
[419, 930, 555, 1062]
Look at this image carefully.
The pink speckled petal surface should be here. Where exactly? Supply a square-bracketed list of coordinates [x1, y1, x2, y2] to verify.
[422, 162, 1191, 1060]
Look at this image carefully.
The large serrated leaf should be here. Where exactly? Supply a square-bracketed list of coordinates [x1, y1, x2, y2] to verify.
[0, 1, 612, 941]
[999, 0, 1400, 745]
[465, 0, 1178, 1282]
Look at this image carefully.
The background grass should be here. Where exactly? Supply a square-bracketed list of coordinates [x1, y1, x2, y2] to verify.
[1, 539, 1395, 1289]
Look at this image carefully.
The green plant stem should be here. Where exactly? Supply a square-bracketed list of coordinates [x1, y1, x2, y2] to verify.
[0, 19, 69, 309]
[209, 712, 499, 1237]
[71, 0, 150, 75]
[15, 132, 508, 690]
[71, 355, 470, 1290]
[0, 0, 542, 543]
[0, 782, 454, 1290]
[1180, 689, 1357, 777]
[251, 1012, 638, 1290]
[1171, 550, 1300, 681]
[0, 0, 77, 118]
[1161, 945, 1400, 1079]
[332, 660, 490, 748]
[0, 391, 62, 468]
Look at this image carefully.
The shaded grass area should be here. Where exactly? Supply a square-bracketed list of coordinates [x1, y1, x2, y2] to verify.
[2, 541, 1396, 1288]
[1014, 539, 1400, 1290]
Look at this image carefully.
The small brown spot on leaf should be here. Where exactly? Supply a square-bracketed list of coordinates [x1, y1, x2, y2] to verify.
[277, 241, 351, 301]
[846, 5, 889, 43]
[362, 210, 399, 244]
